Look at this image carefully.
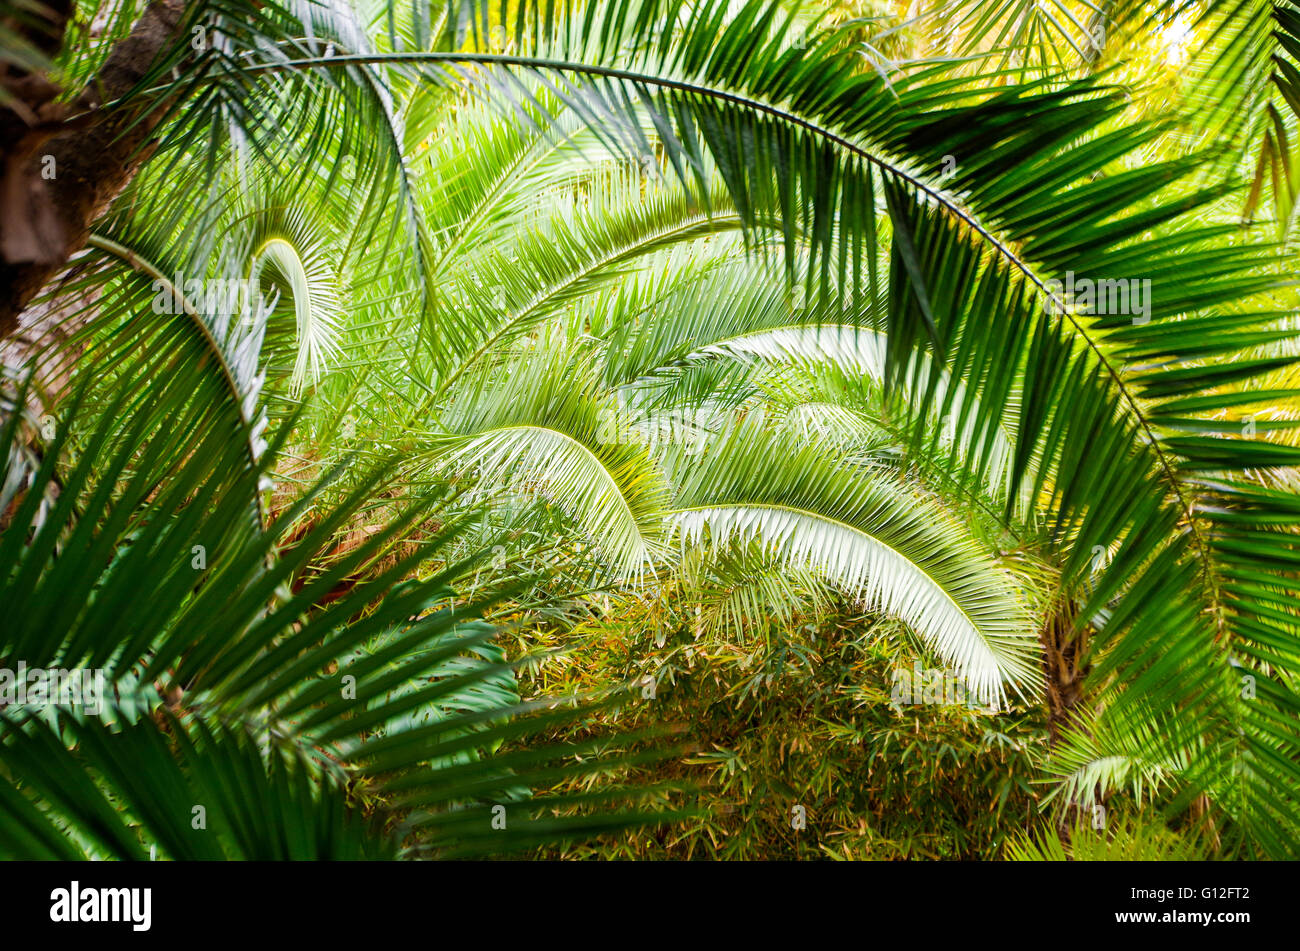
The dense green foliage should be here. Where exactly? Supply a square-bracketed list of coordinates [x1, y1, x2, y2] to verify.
[2, 0, 1299, 860]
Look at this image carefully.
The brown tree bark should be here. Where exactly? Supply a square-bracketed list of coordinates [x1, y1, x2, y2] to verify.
[0, 0, 189, 338]
[1042, 600, 1088, 745]
[1041, 599, 1097, 845]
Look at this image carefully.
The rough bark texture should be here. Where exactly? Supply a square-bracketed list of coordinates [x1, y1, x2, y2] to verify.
[0, 260, 98, 402]
[1042, 601, 1088, 746]
[0, 0, 188, 338]
[1041, 601, 1095, 843]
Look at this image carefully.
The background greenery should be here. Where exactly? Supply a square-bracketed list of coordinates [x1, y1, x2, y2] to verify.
[2, 0, 1298, 859]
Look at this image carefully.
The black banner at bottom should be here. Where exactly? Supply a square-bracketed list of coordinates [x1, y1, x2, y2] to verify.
[0, 859, 1273, 941]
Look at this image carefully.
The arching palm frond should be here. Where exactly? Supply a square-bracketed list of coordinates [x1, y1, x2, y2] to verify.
[424, 342, 674, 576]
[670, 423, 1040, 704]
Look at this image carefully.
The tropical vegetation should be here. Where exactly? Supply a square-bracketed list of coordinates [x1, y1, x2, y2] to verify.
[1, 0, 1298, 860]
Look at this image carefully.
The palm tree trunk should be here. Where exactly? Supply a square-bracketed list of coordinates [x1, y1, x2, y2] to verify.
[1041, 600, 1088, 745]
[0, 0, 188, 338]
[1042, 600, 1095, 844]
